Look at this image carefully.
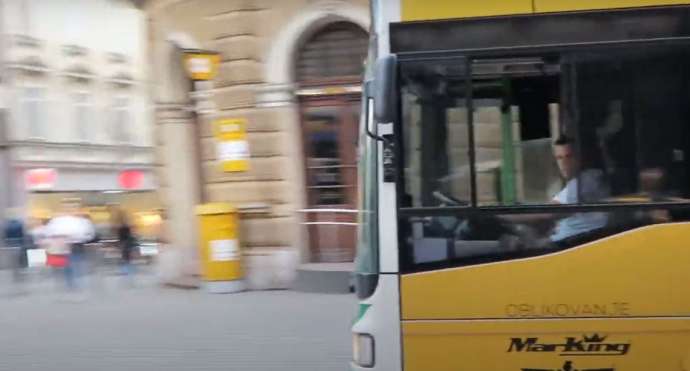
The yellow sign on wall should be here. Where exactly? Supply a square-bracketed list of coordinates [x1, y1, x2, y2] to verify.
[183, 51, 220, 81]
[213, 118, 250, 172]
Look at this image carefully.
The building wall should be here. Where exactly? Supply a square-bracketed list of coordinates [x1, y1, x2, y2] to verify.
[0, 0, 155, 209]
[147, 0, 370, 289]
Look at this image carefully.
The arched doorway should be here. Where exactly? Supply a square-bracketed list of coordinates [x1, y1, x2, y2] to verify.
[296, 22, 368, 262]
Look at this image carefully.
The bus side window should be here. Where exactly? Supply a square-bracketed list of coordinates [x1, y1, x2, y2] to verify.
[575, 48, 690, 205]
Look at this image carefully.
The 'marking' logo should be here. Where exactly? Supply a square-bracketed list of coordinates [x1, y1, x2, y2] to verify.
[508, 334, 630, 356]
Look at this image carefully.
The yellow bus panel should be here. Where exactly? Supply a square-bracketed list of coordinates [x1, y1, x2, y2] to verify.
[403, 319, 690, 371]
[401, 223, 690, 320]
[535, 0, 690, 12]
[401, 0, 690, 22]
[401, 0, 532, 21]
[402, 224, 690, 370]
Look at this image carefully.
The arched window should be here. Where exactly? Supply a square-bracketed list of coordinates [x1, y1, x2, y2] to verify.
[295, 22, 368, 85]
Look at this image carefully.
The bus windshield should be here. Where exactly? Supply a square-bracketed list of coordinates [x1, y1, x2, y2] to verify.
[397, 44, 690, 271]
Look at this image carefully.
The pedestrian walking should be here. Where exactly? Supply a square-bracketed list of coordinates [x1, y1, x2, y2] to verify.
[116, 210, 137, 283]
[4, 209, 28, 293]
[46, 199, 95, 293]
[45, 221, 69, 289]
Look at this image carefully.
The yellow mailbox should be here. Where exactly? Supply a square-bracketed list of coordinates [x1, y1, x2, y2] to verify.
[196, 203, 245, 293]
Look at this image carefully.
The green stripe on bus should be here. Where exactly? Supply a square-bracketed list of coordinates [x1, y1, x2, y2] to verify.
[354, 303, 372, 324]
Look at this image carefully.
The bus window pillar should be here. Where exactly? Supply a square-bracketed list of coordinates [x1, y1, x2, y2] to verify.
[420, 98, 449, 206]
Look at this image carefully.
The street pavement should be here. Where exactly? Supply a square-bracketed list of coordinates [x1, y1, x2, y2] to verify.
[0, 269, 356, 371]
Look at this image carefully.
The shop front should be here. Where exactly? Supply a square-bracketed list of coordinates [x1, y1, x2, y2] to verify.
[22, 167, 162, 242]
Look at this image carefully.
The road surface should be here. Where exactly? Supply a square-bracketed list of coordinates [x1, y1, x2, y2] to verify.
[0, 270, 356, 371]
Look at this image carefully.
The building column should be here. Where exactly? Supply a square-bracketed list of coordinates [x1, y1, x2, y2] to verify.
[256, 83, 310, 265]
[155, 103, 201, 284]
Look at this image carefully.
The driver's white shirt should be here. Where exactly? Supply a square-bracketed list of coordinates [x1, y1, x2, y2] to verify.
[551, 169, 609, 242]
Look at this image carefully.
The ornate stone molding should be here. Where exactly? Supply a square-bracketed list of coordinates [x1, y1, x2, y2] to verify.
[61, 64, 95, 82]
[255, 83, 297, 107]
[11, 34, 41, 48]
[7, 56, 50, 74]
[106, 52, 128, 64]
[10, 141, 155, 168]
[62, 44, 89, 57]
[155, 102, 193, 123]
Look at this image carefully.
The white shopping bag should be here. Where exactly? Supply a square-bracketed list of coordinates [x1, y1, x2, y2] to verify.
[27, 249, 47, 267]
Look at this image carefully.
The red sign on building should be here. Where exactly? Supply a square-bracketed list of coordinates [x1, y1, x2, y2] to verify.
[25, 168, 57, 190]
[118, 170, 144, 190]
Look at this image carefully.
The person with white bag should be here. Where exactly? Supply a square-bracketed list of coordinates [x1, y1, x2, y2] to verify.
[45, 199, 95, 292]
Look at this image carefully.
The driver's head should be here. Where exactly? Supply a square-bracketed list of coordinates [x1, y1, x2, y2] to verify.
[553, 135, 579, 180]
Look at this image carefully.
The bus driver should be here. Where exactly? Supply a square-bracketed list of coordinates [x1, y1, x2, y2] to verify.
[548, 136, 610, 242]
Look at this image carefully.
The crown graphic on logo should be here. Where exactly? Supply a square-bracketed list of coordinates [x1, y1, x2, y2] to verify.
[583, 334, 607, 342]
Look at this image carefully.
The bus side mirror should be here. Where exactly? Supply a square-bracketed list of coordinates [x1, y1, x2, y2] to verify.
[373, 55, 398, 124]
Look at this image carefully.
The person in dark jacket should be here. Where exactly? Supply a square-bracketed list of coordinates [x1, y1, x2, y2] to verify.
[4, 218, 26, 267]
[4, 210, 28, 291]
[116, 211, 136, 278]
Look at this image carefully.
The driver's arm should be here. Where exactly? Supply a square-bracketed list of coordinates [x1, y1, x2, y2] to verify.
[499, 212, 554, 223]
[497, 199, 561, 223]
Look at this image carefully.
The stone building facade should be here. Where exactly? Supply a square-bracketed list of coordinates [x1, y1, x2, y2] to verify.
[0, 0, 158, 230]
[146, 0, 370, 288]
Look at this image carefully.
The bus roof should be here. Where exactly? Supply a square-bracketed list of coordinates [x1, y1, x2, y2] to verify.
[391, 5, 690, 55]
[401, 0, 690, 22]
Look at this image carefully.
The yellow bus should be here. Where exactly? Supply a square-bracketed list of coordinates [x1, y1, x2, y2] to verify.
[352, 1, 690, 370]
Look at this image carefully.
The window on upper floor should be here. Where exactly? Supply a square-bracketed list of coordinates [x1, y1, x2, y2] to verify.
[20, 87, 46, 139]
[111, 96, 130, 143]
[73, 92, 92, 142]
